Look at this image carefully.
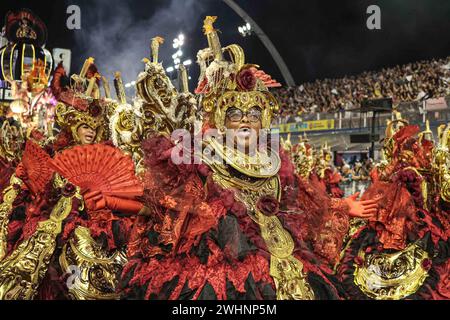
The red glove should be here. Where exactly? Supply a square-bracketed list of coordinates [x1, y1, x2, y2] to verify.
[83, 190, 143, 214]
[104, 196, 143, 214]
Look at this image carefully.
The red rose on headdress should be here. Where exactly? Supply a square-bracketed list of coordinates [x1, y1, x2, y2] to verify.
[256, 195, 279, 216]
[89, 102, 101, 117]
[236, 67, 257, 91]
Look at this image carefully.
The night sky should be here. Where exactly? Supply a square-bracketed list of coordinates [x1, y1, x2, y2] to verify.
[1, 0, 449, 88]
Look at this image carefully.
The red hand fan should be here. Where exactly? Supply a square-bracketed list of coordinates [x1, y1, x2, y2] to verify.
[50, 144, 143, 199]
[21, 140, 54, 194]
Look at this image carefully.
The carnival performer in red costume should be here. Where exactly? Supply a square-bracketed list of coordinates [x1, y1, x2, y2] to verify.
[0, 59, 147, 300]
[119, 16, 377, 300]
[337, 119, 449, 300]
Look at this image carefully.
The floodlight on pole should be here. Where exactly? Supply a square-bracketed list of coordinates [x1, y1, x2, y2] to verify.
[223, 0, 296, 86]
[238, 23, 252, 37]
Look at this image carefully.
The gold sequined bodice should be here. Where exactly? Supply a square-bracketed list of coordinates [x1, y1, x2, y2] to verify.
[203, 138, 315, 300]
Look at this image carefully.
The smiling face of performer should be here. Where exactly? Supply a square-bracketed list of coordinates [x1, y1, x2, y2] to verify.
[77, 124, 97, 145]
[224, 106, 262, 151]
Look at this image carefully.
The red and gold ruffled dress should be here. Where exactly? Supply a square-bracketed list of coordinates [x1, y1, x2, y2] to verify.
[119, 134, 352, 300]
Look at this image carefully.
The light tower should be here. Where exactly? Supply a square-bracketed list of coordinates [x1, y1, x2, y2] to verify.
[165, 34, 193, 91]
[223, 0, 295, 86]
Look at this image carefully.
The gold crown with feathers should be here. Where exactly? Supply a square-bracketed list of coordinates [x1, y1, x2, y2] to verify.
[196, 16, 280, 130]
[55, 57, 108, 144]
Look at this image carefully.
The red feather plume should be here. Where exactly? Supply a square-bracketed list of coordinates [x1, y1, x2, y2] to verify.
[250, 67, 282, 88]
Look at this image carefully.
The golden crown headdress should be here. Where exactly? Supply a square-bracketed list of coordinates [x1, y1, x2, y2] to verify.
[382, 111, 409, 161]
[54, 57, 107, 143]
[55, 101, 106, 144]
[196, 16, 280, 130]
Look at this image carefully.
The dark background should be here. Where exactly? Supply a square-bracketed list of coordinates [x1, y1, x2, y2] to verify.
[1, 0, 449, 87]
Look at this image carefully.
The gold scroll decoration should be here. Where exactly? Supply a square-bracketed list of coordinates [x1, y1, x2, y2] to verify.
[354, 242, 429, 300]
[0, 175, 81, 300]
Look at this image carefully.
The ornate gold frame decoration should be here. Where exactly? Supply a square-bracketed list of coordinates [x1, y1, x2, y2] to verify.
[59, 226, 127, 300]
[108, 100, 145, 175]
[433, 123, 450, 202]
[0, 174, 82, 300]
[0, 175, 23, 261]
[353, 243, 429, 300]
[0, 121, 25, 162]
[135, 36, 198, 139]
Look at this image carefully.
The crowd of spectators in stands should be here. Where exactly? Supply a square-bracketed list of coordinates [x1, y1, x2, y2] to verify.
[272, 57, 450, 123]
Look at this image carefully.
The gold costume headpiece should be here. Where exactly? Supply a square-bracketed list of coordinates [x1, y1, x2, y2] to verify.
[55, 101, 106, 144]
[382, 111, 409, 162]
[196, 16, 279, 130]
[55, 57, 107, 144]
[321, 141, 331, 155]
[136, 36, 197, 136]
